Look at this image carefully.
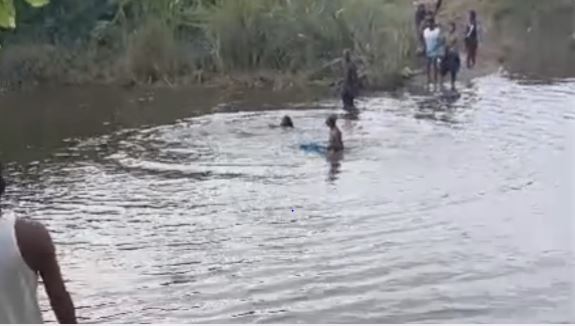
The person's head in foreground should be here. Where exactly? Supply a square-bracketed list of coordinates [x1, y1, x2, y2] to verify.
[280, 115, 294, 128]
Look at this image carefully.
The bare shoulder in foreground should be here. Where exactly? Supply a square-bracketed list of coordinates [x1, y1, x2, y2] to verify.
[17, 218, 78, 324]
[0, 164, 77, 324]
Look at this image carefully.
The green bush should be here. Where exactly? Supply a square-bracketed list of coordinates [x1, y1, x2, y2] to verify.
[1, 0, 417, 89]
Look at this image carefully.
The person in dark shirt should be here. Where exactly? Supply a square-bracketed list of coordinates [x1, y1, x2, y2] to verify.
[341, 49, 359, 112]
[465, 10, 479, 68]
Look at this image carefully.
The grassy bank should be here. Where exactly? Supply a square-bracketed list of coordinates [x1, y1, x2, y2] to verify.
[3, 0, 571, 92]
[0, 0, 417, 91]
[440, 0, 575, 79]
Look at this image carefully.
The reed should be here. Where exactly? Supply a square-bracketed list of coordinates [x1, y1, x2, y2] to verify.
[1, 0, 417, 89]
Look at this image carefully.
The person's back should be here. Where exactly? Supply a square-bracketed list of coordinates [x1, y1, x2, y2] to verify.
[0, 212, 43, 324]
[0, 164, 76, 324]
[329, 127, 344, 152]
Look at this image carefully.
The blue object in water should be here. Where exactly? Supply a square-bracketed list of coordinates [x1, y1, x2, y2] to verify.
[300, 143, 328, 155]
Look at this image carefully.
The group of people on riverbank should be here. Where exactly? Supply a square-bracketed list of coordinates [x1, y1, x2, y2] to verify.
[336, 0, 482, 111]
[416, 0, 480, 91]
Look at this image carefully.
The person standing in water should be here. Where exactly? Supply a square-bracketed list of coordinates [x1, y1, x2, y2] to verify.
[0, 164, 77, 324]
[326, 114, 344, 152]
[441, 22, 461, 91]
[465, 10, 480, 69]
[341, 49, 359, 112]
[423, 16, 443, 90]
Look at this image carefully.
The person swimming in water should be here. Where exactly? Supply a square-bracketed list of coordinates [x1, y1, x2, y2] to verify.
[326, 114, 344, 152]
[280, 115, 294, 128]
[269, 115, 294, 129]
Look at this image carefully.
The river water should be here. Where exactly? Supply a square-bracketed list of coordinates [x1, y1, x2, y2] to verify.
[1, 74, 574, 323]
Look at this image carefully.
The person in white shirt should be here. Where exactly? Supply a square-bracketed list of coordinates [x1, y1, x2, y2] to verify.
[0, 163, 76, 324]
[423, 16, 443, 89]
[414, 0, 443, 54]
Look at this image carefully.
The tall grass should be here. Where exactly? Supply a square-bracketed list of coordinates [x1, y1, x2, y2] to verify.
[125, 18, 194, 83]
[194, 0, 415, 87]
[0, 0, 417, 89]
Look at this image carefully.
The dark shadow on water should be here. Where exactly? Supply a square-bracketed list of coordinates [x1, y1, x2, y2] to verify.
[339, 110, 360, 121]
[413, 90, 462, 125]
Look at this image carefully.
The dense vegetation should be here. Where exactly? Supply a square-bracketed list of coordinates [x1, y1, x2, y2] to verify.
[0, 0, 49, 29]
[1, 0, 572, 90]
[0, 0, 416, 90]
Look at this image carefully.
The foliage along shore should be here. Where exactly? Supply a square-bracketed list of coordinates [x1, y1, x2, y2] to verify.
[1, 0, 573, 93]
[0, 0, 418, 92]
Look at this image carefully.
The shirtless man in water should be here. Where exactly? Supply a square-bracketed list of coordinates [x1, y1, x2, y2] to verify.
[326, 114, 344, 152]
[0, 164, 76, 324]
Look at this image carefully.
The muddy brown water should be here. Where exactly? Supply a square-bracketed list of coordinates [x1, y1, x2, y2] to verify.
[0, 72, 573, 323]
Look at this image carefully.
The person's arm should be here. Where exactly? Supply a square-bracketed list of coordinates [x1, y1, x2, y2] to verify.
[465, 24, 474, 38]
[435, 0, 443, 14]
[18, 220, 77, 324]
[40, 234, 77, 324]
[478, 22, 482, 43]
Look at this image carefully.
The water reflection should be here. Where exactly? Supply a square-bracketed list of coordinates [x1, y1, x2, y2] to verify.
[413, 92, 461, 125]
[326, 151, 344, 182]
